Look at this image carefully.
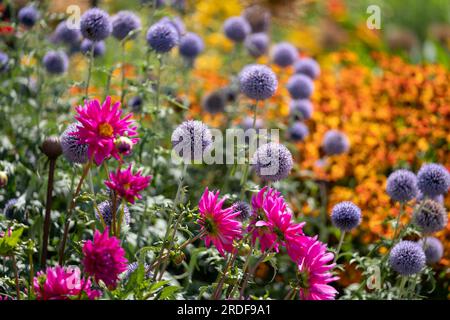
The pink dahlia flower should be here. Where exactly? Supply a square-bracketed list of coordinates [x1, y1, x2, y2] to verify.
[33, 266, 101, 300]
[198, 187, 242, 256]
[72, 96, 138, 165]
[82, 228, 128, 289]
[104, 164, 151, 204]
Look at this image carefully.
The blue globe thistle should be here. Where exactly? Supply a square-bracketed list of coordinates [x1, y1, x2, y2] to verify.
[286, 74, 314, 100]
[122, 262, 152, 280]
[417, 163, 450, 197]
[322, 130, 350, 156]
[294, 57, 321, 80]
[179, 32, 204, 59]
[128, 96, 143, 113]
[42, 50, 69, 75]
[233, 201, 252, 221]
[223, 16, 250, 43]
[80, 39, 106, 58]
[271, 42, 297, 67]
[245, 32, 269, 58]
[60, 123, 88, 164]
[416, 190, 444, 204]
[419, 237, 443, 264]
[331, 201, 362, 232]
[18, 5, 39, 28]
[252, 142, 293, 182]
[413, 199, 448, 234]
[52, 21, 81, 45]
[171, 120, 213, 163]
[288, 122, 309, 142]
[0, 51, 9, 73]
[111, 11, 141, 41]
[3, 198, 18, 220]
[386, 169, 418, 202]
[239, 64, 278, 100]
[95, 200, 130, 227]
[289, 99, 313, 120]
[80, 8, 112, 41]
[158, 16, 185, 38]
[146, 22, 178, 53]
[202, 90, 226, 115]
[389, 241, 425, 275]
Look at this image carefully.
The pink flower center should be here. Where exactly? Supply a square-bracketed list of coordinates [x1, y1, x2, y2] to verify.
[98, 122, 114, 137]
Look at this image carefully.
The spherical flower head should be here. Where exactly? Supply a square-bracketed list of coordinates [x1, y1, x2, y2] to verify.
[245, 32, 269, 58]
[42, 50, 69, 75]
[104, 165, 151, 204]
[146, 22, 178, 53]
[232, 201, 252, 221]
[80, 8, 112, 41]
[386, 169, 418, 202]
[34, 266, 101, 300]
[287, 74, 314, 100]
[179, 32, 204, 59]
[419, 237, 444, 264]
[417, 163, 450, 197]
[115, 136, 134, 155]
[72, 96, 138, 165]
[331, 201, 362, 232]
[288, 122, 309, 142]
[60, 123, 89, 164]
[42, 136, 63, 159]
[413, 199, 448, 234]
[289, 99, 313, 120]
[80, 39, 106, 58]
[18, 5, 39, 28]
[158, 16, 185, 38]
[271, 42, 297, 67]
[82, 228, 128, 288]
[3, 198, 18, 220]
[252, 142, 293, 182]
[96, 200, 130, 227]
[294, 57, 321, 79]
[223, 16, 250, 43]
[198, 188, 242, 256]
[322, 130, 350, 156]
[171, 120, 213, 163]
[0, 51, 8, 73]
[202, 90, 226, 115]
[128, 96, 142, 113]
[239, 64, 278, 100]
[389, 241, 426, 275]
[111, 11, 141, 41]
[52, 21, 81, 45]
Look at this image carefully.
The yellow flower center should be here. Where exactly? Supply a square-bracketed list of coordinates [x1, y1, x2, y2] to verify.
[123, 183, 131, 190]
[98, 123, 114, 137]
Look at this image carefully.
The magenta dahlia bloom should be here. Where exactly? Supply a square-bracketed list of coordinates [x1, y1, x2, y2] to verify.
[104, 165, 151, 204]
[33, 266, 101, 300]
[72, 97, 138, 165]
[82, 228, 128, 288]
[198, 188, 243, 256]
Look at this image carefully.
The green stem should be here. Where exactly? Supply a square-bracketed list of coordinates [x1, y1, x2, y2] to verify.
[240, 101, 259, 198]
[12, 255, 20, 300]
[334, 231, 346, 263]
[120, 41, 126, 106]
[398, 276, 408, 299]
[84, 43, 95, 101]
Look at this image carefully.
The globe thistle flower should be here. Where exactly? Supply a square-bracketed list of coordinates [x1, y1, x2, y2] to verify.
[179, 32, 204, 60]
[389, 241, 426, 275]
[0, 51, 8, 73]
[128, 96, 142, 113]
[232, 201, 252, 221]
[198, 188, 242, 256]
[60, 123, 89, 164]
[42, 50, 69, 75]
[289, 99, 313, 120]
[242, 5, 271, 33]
[271, 42, 297, 67]
[386, 169, 418, 202]
[252, 142, 293, 182]
[245, 33, 269, 58]
[239, 64, 278, 100]
[3, 198, 18, 220]
[413, 199, 448, 234]
[82, 228, 128, 288]
[201, 90, 226, 115]
[146, 22, 178, 53]
[287, 74, 314, 100]
[80, 39, 106, 58]
[72, 96, 138, 165]
[80, 8, 112, 41]
[223, 16, 250, 43]
[417, 163, 450, 197]
[34, 266, 101, 300]
[18, 5, 39, 28]
[111, 11, 141, 41]
[171, 120, 213, 163]
[321, 130, 350, 156]
[331, 201, 362, 232]
[158, 16, 185, 38]
[96, 200, 131, 227]
[294, 57, 321, 80]
[104, 165, 152, 204]
[52, 21, 81, 45]
[122, 262, 152, 280]
[288, 122, 309, 142]
[419, 237, 444, 264]
[416, 190, 444, 204]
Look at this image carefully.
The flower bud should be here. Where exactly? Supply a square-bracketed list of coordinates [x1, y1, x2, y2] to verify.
[42, 136, 63, 159]
[238, 243, 251, 256]
[171, 251, 186, 265]
[0, 171, 7, 188]
[115, 136, 133, 155]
